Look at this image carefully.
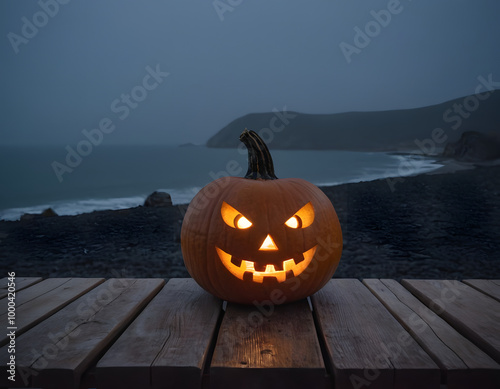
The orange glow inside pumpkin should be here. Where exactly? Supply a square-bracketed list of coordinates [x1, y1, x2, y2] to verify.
[259, 234, 278, 251]
[221, 201, 314, 230]
[216, 246, 317, 283]
[218, 201, 317, 283]
[221, 201, 252, 229]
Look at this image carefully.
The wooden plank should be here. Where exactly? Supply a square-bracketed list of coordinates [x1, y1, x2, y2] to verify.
[0, 277, 43, 299]
[364, 279, 500, 389]
[0, 278, 103, 315]
[96, 278, 222, 389]
[311, 279, 440, 389]
[210, 299, 328, 389]
[463, 279, 500, 303]
[402, 279, 500, 364]
[0, 278, 165, 389]
[0, 278, 104, 347]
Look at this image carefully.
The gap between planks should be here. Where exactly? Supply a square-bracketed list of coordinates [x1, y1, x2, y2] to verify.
[402, 279, 500, 364]
[0, 278, 165, 389]
[0, 278, 105, 347]
[311, 279, 440, 389]
[0, 277, 42, 299]
[96, 278, 222, 389]
[363, 278, 500, 389]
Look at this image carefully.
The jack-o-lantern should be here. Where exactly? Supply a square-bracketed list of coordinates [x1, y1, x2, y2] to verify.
[181, 130, 342, 304]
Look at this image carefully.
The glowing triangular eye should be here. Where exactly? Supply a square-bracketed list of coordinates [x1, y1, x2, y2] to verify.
[284, 202, 314, 228]
[285, 215, 301, 229]
[235, 215, 252, 229]
[221, 202, 253, 229]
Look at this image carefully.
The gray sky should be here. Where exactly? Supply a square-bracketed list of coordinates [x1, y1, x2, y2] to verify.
[1, 0, 499, 146]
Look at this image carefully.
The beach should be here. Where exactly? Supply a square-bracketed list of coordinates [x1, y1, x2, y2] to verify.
[1, 164, 499, 280]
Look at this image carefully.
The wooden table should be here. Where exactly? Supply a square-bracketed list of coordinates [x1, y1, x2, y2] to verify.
[0, 277, 499, 389]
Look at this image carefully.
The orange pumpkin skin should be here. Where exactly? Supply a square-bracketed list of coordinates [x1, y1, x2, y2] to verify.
[181, 130, 342, 304]
[181, 173, 342, 305]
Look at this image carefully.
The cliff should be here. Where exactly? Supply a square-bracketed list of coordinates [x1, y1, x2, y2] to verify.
[207, 90, 500, 151]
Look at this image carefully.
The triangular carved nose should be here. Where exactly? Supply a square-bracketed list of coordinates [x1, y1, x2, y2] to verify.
[259, 234, 278, 251]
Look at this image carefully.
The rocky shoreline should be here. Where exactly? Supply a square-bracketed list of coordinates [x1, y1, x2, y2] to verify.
[1, 165, 499, 280]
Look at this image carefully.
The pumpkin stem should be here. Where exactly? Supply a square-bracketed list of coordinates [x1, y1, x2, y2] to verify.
[240, 129, 278, 180]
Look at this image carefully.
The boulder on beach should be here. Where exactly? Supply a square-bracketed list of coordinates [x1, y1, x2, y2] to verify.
[20, 208, 58, 221]
[144, 191, 173, 207]
[443, 131, 500, 162]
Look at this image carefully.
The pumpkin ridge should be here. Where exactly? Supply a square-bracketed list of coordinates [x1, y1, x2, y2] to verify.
[181, 130, 342, 304]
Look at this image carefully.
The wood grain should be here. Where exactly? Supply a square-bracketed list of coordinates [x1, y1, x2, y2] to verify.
[0, 278, 104, 347]
[364, 279, 500, 389]
[210, 299, 328, 389]
[312, 279, 440, 389]
[462, 279, 500, 303]
[0, 276, 42, 299]
[0, 278, 164, 389]
[402, 279, 500, 364]
[1, 278, 498, 388]
[96, 278, 222, 389]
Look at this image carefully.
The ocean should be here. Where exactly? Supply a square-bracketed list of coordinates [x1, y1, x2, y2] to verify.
[0, 145, 441, 220]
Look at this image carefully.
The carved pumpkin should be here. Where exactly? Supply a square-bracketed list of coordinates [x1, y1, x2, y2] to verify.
[181, 130, 342, 304]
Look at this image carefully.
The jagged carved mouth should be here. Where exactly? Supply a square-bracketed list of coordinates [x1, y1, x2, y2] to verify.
[216, 245, 317, 283]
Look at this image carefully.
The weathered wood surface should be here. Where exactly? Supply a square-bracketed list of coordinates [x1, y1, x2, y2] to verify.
[1, 278, 498, 389]
[0, 277, 42, 299]
[402, 279, 500, 364]
[312, 279, 440, 389]
[210, 299, 328, 389]
[96, 278, 222, 389]
[0, 278, 104, 347]
[364, 279, 500, 389]
[0, 278, 164, 389]
[463, 279, 500, 303]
